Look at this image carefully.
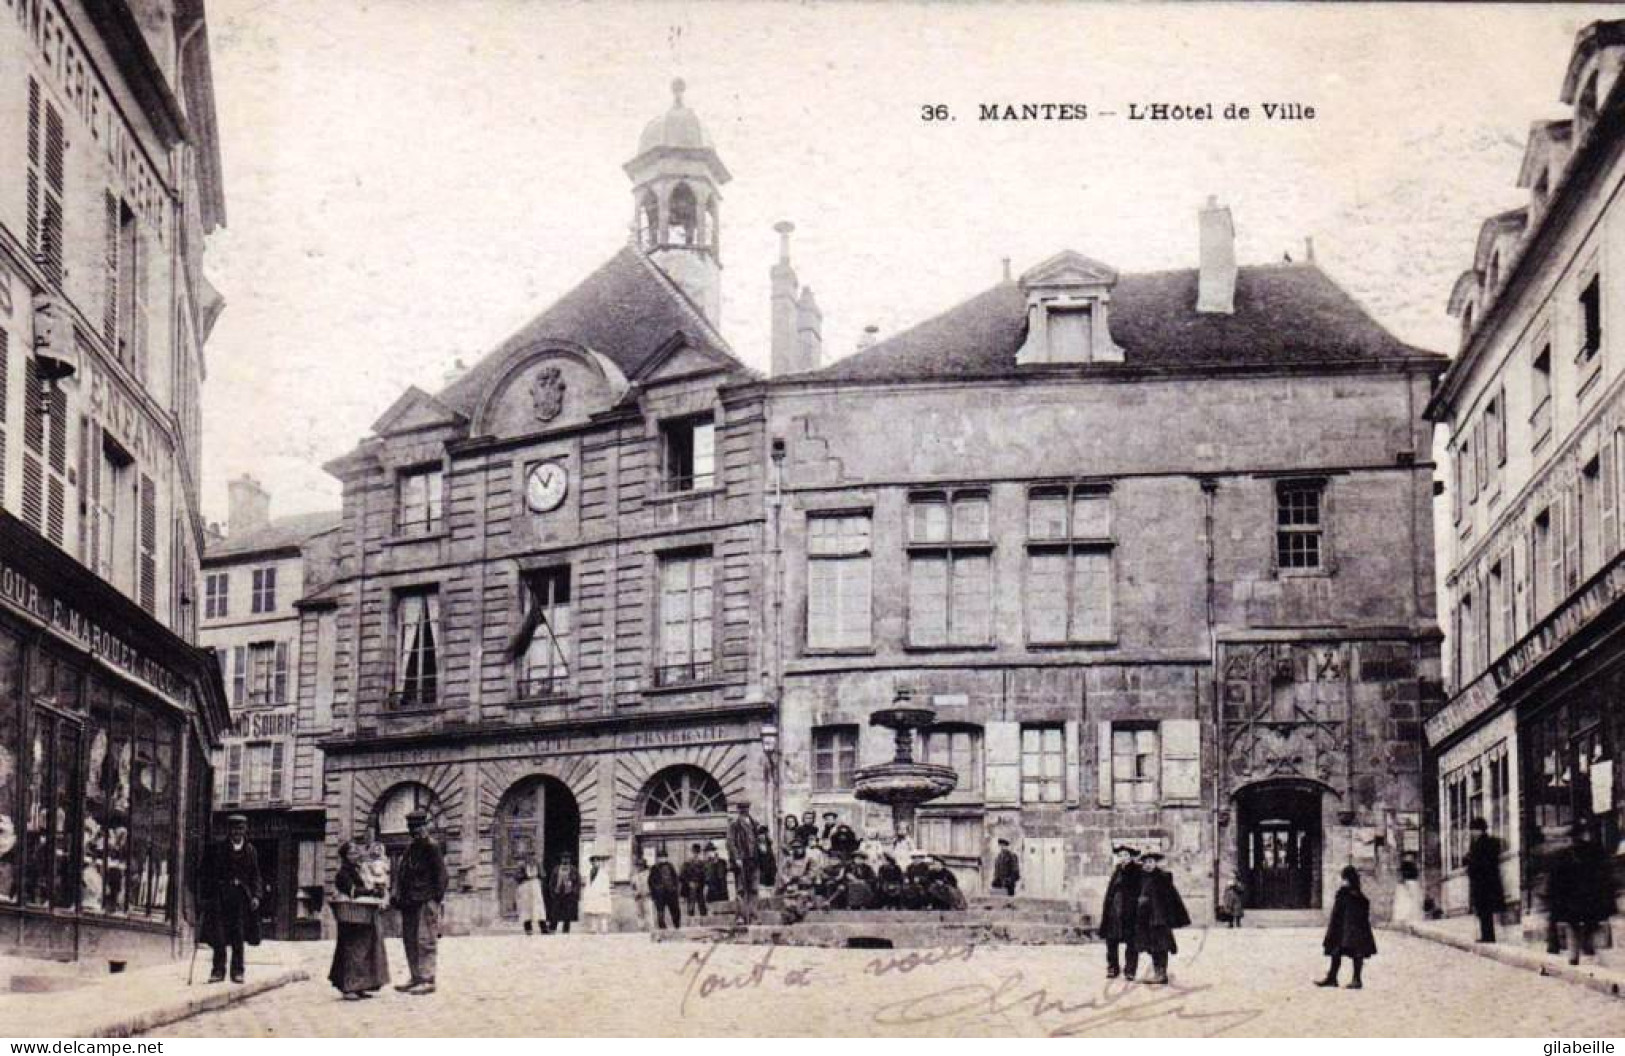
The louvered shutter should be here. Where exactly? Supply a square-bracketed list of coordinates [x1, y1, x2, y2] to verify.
[985, 721, 1021, 805]
[1096, 721, 1114, 806]
[274, 640, 290, 703]
[139, 474, 156, 611]
[1064, 719, 1082, 805]
[76, 415, 89, 559]
[225, 744, 243, 803]
[1602, 439, 1618, 562]
[0, 328, 7, 502]
[269, 741, 286, 801]
[40, 101, 64, 285]
[1451, 445, 1463, 524]
[45, 383, 65, 545]
[1560, 484, 1573, 591]
[21, 357, 43, 531]
[103, 192, 118, 343]
[25, 80, 40, 259]
[1162, 719, 1202, 803]
[231, 645, 246, 705]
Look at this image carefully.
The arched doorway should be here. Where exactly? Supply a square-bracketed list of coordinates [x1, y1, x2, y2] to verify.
[1236, 781, 1323, 909]
[634, 765, 727, 869]
[493, 777, 580, 919]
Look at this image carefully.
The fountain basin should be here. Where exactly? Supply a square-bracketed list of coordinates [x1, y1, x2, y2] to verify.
[853, 761, 958, 806]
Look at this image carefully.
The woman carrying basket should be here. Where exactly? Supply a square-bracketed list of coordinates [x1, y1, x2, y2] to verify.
[329, 840, 391, 1000]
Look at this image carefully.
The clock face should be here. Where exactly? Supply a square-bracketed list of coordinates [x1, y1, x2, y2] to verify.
[526, 461, 568, 513]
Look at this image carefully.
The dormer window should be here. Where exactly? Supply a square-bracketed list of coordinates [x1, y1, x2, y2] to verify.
[1486, 252, 1501, 293]
[1013, 251, 1123, 366]
[1578, 71, 1600, 133]
[1533, 168, 1550, 213]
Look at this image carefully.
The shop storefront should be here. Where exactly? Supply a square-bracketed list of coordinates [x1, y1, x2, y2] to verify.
[0, 516, 230, 963]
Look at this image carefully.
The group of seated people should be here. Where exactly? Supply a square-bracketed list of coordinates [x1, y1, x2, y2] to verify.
[777, 812, 966, 920]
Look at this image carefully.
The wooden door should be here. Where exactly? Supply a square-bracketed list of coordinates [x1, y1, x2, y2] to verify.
[1020, 837, 1066, 898]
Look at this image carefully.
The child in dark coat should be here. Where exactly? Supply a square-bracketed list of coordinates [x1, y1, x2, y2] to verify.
[1317, 865, 1378, 989]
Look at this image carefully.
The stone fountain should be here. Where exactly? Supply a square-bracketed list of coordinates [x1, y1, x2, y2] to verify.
[853, 692, 957, 840]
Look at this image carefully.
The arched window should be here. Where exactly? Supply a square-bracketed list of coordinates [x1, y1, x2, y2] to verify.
[706, 198, 720, 253]
[668, 183, 698, 246]
[638, 192, 659, 249]
[641, 765, 726, 818]
[370, 782, 441, 856]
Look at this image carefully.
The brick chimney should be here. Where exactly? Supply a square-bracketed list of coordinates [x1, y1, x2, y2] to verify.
[796, 287, 823, 373]
[1197, 196, 1237, 315]
[770, 221, 800, 376]
[227, 474, 270, 536]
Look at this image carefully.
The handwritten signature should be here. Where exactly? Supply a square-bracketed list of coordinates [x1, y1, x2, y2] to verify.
[677, 937, 979, 1016]
[870, 971, 1262, 1037]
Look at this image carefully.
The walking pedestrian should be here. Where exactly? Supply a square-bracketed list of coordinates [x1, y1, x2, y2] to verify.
[392, 811, 447, 995]
[630, 855, 652, 930]
[649, 846, 682, 929]
[1317, 865, 1378, 989]
[328, 840, 389, 1000]
[1391, 854, 1424, 924]
[549, 852, 582, 934]
[1129, 850, 1188, 985]
[200, 814, 261, 984]
[1099, 844, 1141, 980]
[727, 801, 760, 923]
[1465, 817, 1505, 943]
[681, 843, 708, 918]
[515, 859, 546, 936]
[992, 837, 1021, 898]
[1549, 822, 1618, 965]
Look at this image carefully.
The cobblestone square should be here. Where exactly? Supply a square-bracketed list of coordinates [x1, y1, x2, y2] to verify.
[153, 929, 1625, 1037]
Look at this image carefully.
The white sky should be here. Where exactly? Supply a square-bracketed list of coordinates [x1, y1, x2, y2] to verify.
[199, 1, 1616, 521]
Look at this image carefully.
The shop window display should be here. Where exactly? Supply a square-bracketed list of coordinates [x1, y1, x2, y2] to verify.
[0, 628, 21, 904]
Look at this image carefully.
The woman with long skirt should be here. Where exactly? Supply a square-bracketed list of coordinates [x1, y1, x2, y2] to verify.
[328, 841, 390, 1000]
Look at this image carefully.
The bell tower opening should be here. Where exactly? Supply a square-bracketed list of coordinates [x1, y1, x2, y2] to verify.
[625, 79, 731, 325]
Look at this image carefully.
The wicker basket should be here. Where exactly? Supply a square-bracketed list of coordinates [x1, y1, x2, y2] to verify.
[331, 901, 378, 925]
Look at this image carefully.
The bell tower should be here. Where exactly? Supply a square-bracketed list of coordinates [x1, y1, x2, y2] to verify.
[625, 79, 731, 325]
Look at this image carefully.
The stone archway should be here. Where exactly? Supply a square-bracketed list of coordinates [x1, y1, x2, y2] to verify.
[492, 776, 582, 919]
[1235, 779, 1325, 910]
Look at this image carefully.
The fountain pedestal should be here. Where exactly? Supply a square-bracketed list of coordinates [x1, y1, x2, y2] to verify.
[853, 705, 957, 842]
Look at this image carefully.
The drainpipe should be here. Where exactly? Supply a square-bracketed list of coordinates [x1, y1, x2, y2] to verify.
[1201, 475, 1222, 917]
[769, 436, 787, 835]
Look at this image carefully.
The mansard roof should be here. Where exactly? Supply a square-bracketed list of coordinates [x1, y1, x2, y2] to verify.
[1518, 120, 1573, 189]
[1473, 207, 1528, 272]
[1561, 19, 1625, 104]
[433, 244, 736, 419]
[799, 262, 1440, 383]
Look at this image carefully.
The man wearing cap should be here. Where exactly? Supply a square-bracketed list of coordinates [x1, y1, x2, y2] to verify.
[704, 841, 730, 904]
[1130, 849, 1190, 985]
[1099, 844, 1141, 980]
[725, 800, 760, 924]
[992, 837, 1021, 898]
[681, 843, 708, 918]
[200, 814, 261, 983]
[392, 811, 447, 995]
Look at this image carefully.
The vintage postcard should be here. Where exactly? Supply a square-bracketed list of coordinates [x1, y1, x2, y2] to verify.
[0, 0, 1622, 1042]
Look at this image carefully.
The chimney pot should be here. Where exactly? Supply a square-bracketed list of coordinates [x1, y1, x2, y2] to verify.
[1197, 197, 1237, 315]
[858, 325, 880, 351]
[1304, 236, 1315, 263]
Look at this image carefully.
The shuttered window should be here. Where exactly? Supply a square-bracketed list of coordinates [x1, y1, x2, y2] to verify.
[1026, 485, 1115, 643]
[251, 566, 277, 613]
[812, 725, 858, 792]
[138, 474, 156, 612]
[204, 573, 229, 619]
[907, 491, 992, 647]
[224, 743, 243, 803]
[26, 79, 65, 287]
[22, 355, 70, 548]
[1020, 724, 1065, 804]
[807, 513, 872, 650]
[1581, 457, 1602, 579]
[393, 589, 441, 708]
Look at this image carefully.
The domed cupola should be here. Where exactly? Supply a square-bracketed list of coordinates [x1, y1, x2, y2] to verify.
[624, 79, 731, 326]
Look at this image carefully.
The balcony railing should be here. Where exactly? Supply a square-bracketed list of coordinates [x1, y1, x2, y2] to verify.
[652, 660, 714, 688]
[663, 472, 716, 495]
[387, 685, 439, 710]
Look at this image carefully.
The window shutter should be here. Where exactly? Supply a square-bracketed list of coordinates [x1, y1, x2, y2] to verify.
[1602, 440, 1617, 561]
[1496, 385, 1508, 467]
[103, 192, 118, 343]
[26, 79, 39, 257]
[1565, 487, 1582, 593]
[1064, 719, 1082, 805]
[1451, 446, 1463, 524]
[270, 741, 286, 801]
[231, 645, 246, 705]
[984, 721, 1021, 805]
[1096, 721, 1114, 806]
[139, 474, 156, 611]
[1162, 719, 1201, 804]
[274, 640, 290, 703]
[225, 743, 243, 802]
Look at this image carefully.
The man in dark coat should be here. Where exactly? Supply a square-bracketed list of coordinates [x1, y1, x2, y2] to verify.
[756, 827, 777, 889]
[876, 854, 904, 909]
[1129, 850, 1189, 985]
[200, 815, 261, 984]
[1317, 865, 1378, 989]
[923, 857, 967, 910]
[680, 843, 709, 917]
[392, 811, 448, 995]
[830, 823, 860, 861]
[726, 802, 760, 923]
[1549, 822, 1619, 965]
[1465, 817, 1506, 942]
[992, 837, 1021, 898]
[820, 812, 839, 846]
[648, 846, 682, 929]
[1099, 844, 1141, 980]
[548, 853, 581, 933]
[704, 842, 730, 904]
